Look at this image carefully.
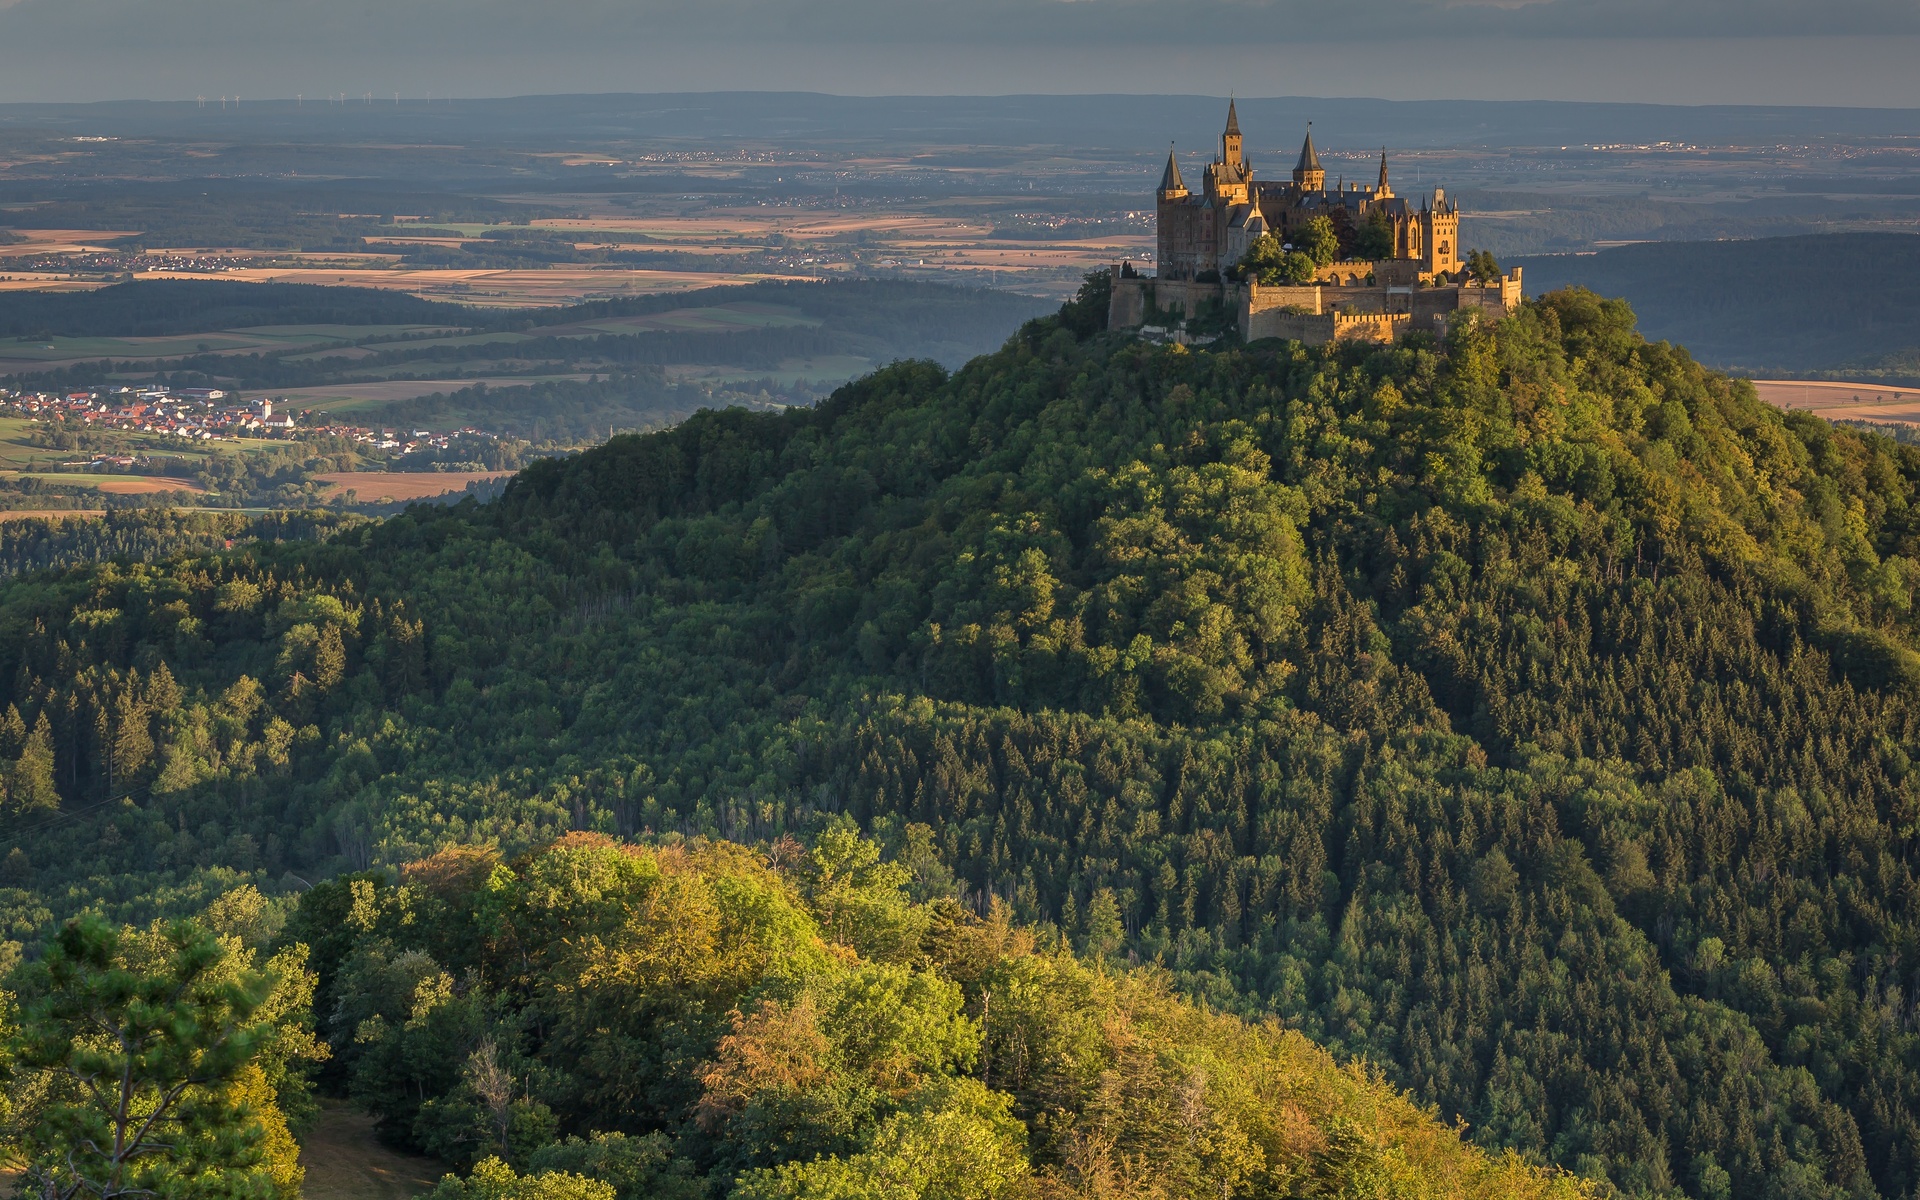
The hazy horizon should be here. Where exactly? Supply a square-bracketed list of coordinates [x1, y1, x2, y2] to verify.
[0, 0, 1916, 108]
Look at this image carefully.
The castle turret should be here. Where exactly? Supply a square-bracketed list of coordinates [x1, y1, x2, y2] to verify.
[1376, 148, 1392, 198]
[1418, 186, 1459, 275]
[1292, 126, 1324, 191]
[1158, 147, 1188, 201]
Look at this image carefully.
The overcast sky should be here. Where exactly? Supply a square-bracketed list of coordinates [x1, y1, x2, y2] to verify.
[0, 0, 1917, 107]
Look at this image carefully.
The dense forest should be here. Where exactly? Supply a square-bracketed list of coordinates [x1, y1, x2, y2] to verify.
[0, 509, 361, 582]
[5, 282, 1920, 1198]
[0, 830, 1587, 1200]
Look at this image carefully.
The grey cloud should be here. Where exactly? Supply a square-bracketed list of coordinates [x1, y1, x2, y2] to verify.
[3, 0, 1917, 50]
[0, 0, 1914, 105]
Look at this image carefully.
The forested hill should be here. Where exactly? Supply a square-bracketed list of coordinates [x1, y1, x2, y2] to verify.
[0, 279, 471, 338]
[7, 287, 1920, 1198]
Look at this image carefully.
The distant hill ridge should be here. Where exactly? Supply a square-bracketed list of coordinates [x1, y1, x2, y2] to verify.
[0, 277, 1051, 357]
[1513, 231, 1920, 375]
[0, 279, 468, 339]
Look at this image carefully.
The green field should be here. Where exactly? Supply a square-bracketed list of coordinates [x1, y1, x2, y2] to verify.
[0, 322, 461, 368]
[665, 354, 873, 387]
[0, 417, 68, 469]
[278, 374, 595, 414]
[0, 421, 293, 462]
[548, 300, 820, 334]
[300, 300, 821, 359]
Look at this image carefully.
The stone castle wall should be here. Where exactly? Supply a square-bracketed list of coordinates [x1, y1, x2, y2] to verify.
[1245, 307, 1408, 345]
[1110, 265, 1523, 348]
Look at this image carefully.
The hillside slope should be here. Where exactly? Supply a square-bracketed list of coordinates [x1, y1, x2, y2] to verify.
[6, 289, 1920, 1197]
[247, 831, 1592, 1200]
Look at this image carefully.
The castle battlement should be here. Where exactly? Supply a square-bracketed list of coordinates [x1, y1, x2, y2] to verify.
[1110, 103, 1522, 346]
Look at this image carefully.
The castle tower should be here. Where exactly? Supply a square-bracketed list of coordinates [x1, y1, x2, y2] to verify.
[1376, 148, 1392, 199]
[1419, 187, 1460, 276]
[1222, 99, 1244, 174]
[1292, 126, 1325, 191]
[1158, 147, 1188, 201]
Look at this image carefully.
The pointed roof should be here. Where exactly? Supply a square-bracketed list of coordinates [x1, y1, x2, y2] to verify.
[1295, 127, 1321, 174]
[1159, 147, 1186, 194]
[1225, 98, 1241, 137]
[1378, 147, 1389, 189]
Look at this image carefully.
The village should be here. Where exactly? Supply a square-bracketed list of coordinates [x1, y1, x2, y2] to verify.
[0, 382, 504, 457]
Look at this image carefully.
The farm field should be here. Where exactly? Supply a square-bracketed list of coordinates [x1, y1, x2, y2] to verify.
[2, 471, 207, 494]
[314, 470, 514, 502]
[546, 299, 820, 334]
[1752, 378, 1920, 424]
[0, 229, 143, 256]
[0, 276, 104, 294]
[274, 375, 596, 413]
[666, 354, 874, 387]
[311, 300, 823, 358]
[0, 421, 303, 469]
[0, 191, 1144, 307]
[0, 507, 105, 521]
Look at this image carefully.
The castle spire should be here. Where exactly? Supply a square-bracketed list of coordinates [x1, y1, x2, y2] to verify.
[1378, 148, 1389, 190]
[1292, 123, 1324, 191]
[1221, 98, 1244, 173]
[1158, 145, 1187, 197]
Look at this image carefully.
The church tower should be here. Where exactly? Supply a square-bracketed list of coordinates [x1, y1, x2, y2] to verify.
[1375, 148, 1392, 198]
[1292, 126, 1324, 192]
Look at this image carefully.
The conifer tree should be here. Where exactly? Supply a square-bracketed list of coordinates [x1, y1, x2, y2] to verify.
[11, 916, 279, 1200]
[7, 712, 58, 815]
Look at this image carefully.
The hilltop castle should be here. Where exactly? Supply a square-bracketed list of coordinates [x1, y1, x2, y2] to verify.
[1109, 102, 1523, 344]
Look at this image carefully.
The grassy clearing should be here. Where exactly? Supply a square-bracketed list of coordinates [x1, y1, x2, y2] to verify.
[299, 1102, 445, 1200]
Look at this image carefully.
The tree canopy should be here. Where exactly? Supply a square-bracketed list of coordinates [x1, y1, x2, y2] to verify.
[3, 289, 1920, 1197]
[283, 831, 1590, 1200]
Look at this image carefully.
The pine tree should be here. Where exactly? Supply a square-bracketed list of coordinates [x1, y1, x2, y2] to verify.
[313, 626, 347, 692]
[109, 689, 153, 790]
[7, 713, 58, 815]
[0, 704, 25, 761]
[11, 916, 279, 1200]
